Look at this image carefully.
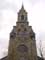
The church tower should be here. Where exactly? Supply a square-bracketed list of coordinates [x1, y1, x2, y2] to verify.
[8, 5, 38, 60]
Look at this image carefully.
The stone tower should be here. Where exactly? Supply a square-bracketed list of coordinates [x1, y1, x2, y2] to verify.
[8, 5, 38, 60]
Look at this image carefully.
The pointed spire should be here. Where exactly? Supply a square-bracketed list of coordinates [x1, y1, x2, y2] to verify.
[21, 3, 24, 10]
[18, 3, 27, 14]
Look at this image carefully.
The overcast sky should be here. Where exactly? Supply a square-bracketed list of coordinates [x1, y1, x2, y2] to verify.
[0, 0, 45, 59]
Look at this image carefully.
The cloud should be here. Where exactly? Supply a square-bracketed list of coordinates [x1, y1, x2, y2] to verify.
[0, 0, 17, 11]
[0, 38, 8, 59]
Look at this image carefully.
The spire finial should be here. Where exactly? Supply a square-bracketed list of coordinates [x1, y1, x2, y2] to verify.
[21, 3, 24, 10]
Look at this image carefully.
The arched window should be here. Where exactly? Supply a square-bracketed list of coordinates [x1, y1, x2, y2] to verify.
[24, 28, 27, 31]
[18, 29, 21, 32]
[21, 15, 24, 20]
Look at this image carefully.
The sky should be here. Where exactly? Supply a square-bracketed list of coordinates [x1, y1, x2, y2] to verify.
[0, 0, 45, 59]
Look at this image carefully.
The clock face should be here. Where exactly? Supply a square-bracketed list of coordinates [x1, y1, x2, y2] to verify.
[17, 44, 28, 53]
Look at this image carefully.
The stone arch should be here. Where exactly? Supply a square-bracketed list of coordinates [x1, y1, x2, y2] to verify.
[17, 44, 28, 53]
